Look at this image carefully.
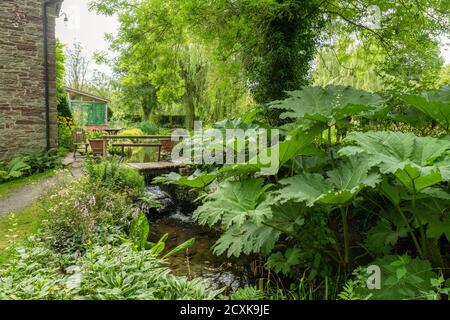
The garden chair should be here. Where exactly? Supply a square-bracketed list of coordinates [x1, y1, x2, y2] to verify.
[72, 128, 89, 159]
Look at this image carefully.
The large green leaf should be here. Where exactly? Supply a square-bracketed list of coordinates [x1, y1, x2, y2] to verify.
[219, 125, 321, 176]
[266, 248, 302, 275]
[321, 157, 380, 205]
[163, 238, 196, 258]
[129, 212, 150, 251]
[193, 179, 273, 229]
[339, 131, 450, 191]
[213, 222, 280, 258]
[275, 157, 380, 206]
[276, 173, 331, 206]
[426, 215, 450, 241]
[269, 85, 384, 125]
[366, 219, 408, 256]
[401, 85, 450, 131]
[153, 169, 218, 189]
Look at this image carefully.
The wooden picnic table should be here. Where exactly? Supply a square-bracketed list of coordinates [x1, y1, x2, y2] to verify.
[112, 142, 162, 161]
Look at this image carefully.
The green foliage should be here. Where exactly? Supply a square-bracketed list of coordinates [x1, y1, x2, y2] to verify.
[56, 39, 71, 119]
[0, 157, 30, 182]
[58, 116, 75, 151]
[270, 85, 384, 124]
[41, 178, 133, 253]
[86, 130, 104, 139]
[193, 179, 278, 257]
[343, 255, 445, 300]
[231, 287, 265, 300]
[366, 219, 408, 256]
[136, 121, 160, 134]
[194, 179, 272, 230]
[129, 212, 149, 251]
[401, 85, 450, 131]
[173, 84, 450, 300]
[0, 150, 60, 183]
[0, 168, 221, 300]
[153, 170, 217, 189]
[275, 157, 380, 206]
[266, 247, 302, 276]
[0, 240, 218, 300]
[163, 238, 196, 259]
[84, 157, 145, 200]
[119, 128, 144, 136]
[129, 212, 195, 258]
[339, 131, 450, 191]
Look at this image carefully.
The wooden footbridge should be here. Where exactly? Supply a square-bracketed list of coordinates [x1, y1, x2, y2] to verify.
[102, 134, 188, 181]
[126, 160, 185, 173]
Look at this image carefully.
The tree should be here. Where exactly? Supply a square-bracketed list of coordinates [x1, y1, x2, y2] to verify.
[90, 0, 253, 129]
[437, 64, 450, 88]
[90, 0, 449, 126]
[313, 35, 444, 93]
[56, 40, 71, 118]
[65, 42, 90, 91]
[318, 1, 448, 93]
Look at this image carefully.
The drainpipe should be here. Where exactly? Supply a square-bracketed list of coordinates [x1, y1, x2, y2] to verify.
[42, 0, 64, 150]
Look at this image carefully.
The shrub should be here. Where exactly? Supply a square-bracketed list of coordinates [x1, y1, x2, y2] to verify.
[136, 121, 160, 134]
[0, 150, 60, 183]
[58, 116, 75, 151]
[0, 157, 30, 182]
[41, 177, 133, 253]
[24, 149, 60, 173]
[119, 128, 144, 136]
[84, 157, 145, 200]
[339, 255, 449, 300]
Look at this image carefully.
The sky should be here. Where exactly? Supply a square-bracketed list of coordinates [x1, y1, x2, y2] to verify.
[56, 0, 118, 76]
[56, 0, 450, 77]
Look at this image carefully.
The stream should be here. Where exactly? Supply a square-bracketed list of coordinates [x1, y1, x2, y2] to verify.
[141, 186, 253, 293]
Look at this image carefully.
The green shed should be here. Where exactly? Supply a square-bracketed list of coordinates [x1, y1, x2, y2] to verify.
[65, 87, 109, 129]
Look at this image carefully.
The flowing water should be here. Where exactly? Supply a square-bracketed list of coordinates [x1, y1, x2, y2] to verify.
[141, 186, 253, 292]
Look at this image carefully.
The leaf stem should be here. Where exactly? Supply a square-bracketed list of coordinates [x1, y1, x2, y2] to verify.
[395, 204, 424, 259]
[339, 206, 350, 268]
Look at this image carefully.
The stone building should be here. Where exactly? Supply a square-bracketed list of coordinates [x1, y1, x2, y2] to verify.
[0, 0, 62, 162]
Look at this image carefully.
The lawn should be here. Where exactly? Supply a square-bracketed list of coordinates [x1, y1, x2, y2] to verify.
[0, 202, 45, 265]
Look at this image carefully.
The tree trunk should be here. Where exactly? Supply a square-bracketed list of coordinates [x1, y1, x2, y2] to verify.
[142, 94, 152, 121]
[184, 93, 195, 130]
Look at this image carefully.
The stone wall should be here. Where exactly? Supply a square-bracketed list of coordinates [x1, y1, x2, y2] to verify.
[0, 0, 58, 163]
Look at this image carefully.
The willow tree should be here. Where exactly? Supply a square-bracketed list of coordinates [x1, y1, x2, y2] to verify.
[313, 36, 444, 93]
[91, 0, 449, 126]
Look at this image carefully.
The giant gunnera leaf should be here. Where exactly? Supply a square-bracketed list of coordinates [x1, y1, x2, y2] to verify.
[152, 169, 218, 189]
[193, 179, 279, 257]
[193, 178, 273, 229]
[401, 85, 450, 131]
[339, 131, 450, 192]
[275, 156, 380, 206]
[269, 85, 384, 125]
[213, 222, 280, 258]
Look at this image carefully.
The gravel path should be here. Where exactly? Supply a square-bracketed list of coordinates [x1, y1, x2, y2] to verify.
[0, 156, 84, 217]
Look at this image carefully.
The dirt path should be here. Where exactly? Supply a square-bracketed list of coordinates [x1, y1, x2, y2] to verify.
[0, 156, 84, 217]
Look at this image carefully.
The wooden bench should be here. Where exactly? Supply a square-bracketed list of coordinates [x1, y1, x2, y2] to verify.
[112, 143, 162, 161]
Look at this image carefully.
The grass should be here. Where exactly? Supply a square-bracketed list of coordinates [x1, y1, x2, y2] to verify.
[0, 202, 45, 265]
[0, 170, 54, 199]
